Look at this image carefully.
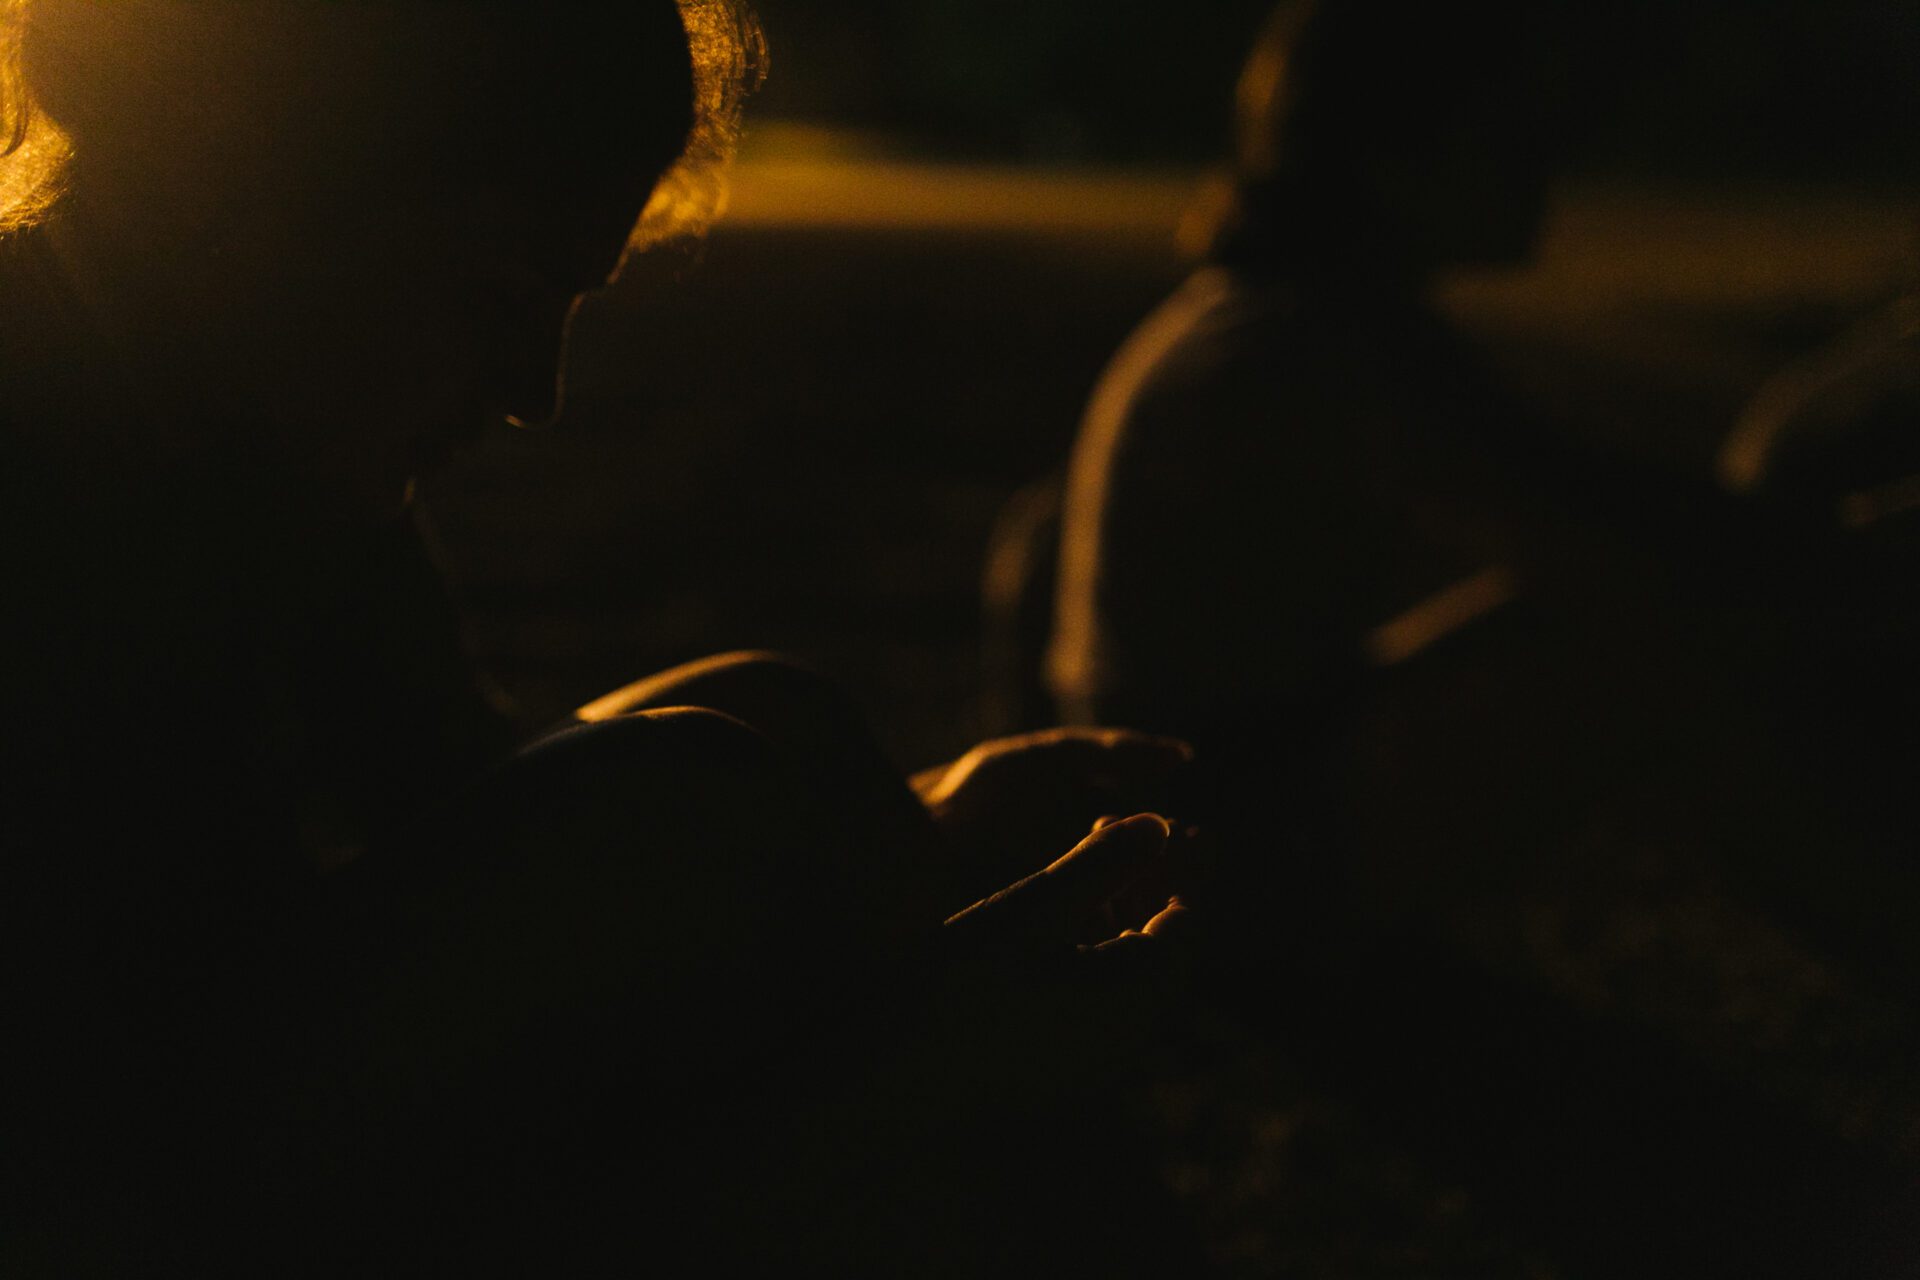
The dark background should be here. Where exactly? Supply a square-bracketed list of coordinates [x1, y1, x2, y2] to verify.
[749, 0, 1920, 180]
[418, 5, 1920, 1272]
[425, 0, 1920, 764]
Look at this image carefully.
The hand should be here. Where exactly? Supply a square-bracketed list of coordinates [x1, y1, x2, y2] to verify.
[942, 813, 1195, 968]
[912, 727, 1193, 909]
[930, 814, 1199, 1091]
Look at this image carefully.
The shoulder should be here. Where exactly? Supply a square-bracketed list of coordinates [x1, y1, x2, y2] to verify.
[1069, 270, 1377, 523]
[1084, 269, 1299, 436]
[1079, 268, 1372, 466]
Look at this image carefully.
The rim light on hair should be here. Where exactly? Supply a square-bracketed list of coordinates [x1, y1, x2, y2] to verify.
[0, 0, 68, 233]
[633, 0, 766, 253]
[0, 1, 762, 246]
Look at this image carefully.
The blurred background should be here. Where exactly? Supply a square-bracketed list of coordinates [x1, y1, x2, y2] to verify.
[423, 0, 1920, 764]
[416, 4, 1920, 1271]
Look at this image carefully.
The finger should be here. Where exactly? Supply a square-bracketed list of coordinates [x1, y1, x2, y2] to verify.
[1014, 731, 1194, 783]
[1078, 898, 1196, 989]
[1042, 725, 1193, 759]
[1076, 925, 1164, 984]
[944, 813, 1171, 940]
[923, 730, 1193, 809]
[1038, 812, 1172, 902]
[1084, 898, 1191, 952]
[974, 729, 1192, 787]
[907, 761, 954, 802]
[1141, 895, 1192, 939]
[995, 726, 1191, 758]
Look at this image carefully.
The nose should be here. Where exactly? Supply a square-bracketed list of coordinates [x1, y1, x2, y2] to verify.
[494, 293, 588, 432]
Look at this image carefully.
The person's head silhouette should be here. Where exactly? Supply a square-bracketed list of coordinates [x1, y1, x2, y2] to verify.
[1, 1, 757, 519]
[1208, 0, 1584, 276]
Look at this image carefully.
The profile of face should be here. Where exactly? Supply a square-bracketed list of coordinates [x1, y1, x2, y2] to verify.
[21, 2, 699, 521]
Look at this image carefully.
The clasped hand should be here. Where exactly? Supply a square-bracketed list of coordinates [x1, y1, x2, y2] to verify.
[913, 728, 1201, 969]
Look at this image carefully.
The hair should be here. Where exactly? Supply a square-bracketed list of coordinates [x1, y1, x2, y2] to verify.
[0, 0, 762, 246]
[0, 0, 69, 233]
[635, 0, 765, 249]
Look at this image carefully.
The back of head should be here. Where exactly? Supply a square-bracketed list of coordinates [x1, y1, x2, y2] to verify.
[1212, 0, 1596, 273]
[0, 2, 761, 522]
[0, 1, 761, 249]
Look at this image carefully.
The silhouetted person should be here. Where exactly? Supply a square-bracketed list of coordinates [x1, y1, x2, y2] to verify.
[1040, 7, 1920, 1274]
[0, 4, 1198, 1271]
[1050, 0, 1578, 743]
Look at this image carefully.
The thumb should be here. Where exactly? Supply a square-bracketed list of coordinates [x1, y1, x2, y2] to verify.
[944, 814, 1172, 945]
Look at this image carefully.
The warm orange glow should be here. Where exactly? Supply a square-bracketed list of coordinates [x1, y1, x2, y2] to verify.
[574, 685, 658, 724]
[0, 112, 67, 231]
[0, 0, 70, 232]
[1444, 185, 1919, 322]
[1049, 269, 1236, 712]
[628, 0, 768, 254]
[722, 146, 1196, 239]
[0, 2, 762, 248]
